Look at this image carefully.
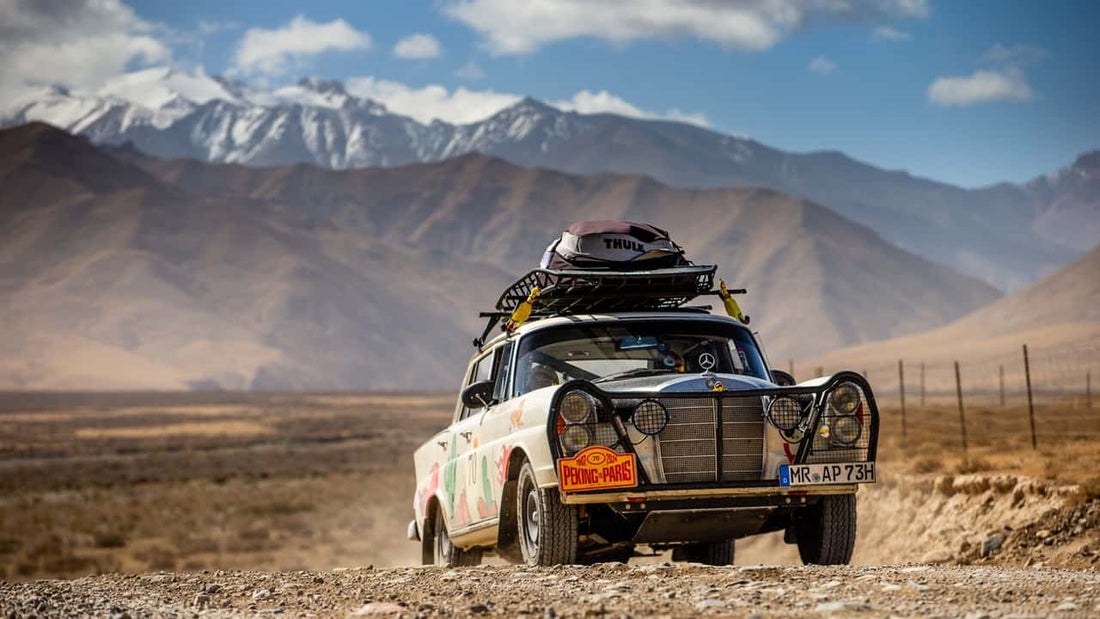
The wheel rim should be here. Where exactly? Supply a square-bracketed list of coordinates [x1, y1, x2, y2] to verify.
[521, 480, 540, 559]
[435, 515, 453, 565]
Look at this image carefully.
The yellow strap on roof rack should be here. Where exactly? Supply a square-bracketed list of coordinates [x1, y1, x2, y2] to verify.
[718, 279, 749, 325]
[506, 286, 540, 332]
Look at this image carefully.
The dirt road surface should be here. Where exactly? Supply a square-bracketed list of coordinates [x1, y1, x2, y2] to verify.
[3, 563, 1098, 618]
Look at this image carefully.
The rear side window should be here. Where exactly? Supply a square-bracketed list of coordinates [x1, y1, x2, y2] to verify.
[472, 353, 493, 384]
[458, 351, 495, 421]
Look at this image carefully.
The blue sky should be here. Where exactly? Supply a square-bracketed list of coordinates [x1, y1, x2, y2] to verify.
[6, 1, 1100, 187]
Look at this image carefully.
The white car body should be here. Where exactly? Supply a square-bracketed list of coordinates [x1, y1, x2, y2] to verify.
[410, 311, 878, 564]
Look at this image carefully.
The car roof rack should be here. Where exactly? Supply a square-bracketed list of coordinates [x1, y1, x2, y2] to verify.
[473, 266, 745, 348]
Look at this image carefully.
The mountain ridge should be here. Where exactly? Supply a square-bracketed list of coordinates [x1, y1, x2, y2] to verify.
[3, 68, 1091, 291]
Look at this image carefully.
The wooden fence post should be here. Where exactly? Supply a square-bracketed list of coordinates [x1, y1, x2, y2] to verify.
[815, 366, 824, 378]
[955, 361, 968, 460]
[789, 359, 794, 378]
[1023, 345, 1036, 449]
[999, 365, 1005, 407]
[898, 359, 907, 438]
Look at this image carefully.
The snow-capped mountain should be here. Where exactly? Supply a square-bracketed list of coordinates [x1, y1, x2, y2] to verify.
[3, 67, 762, 172]
[1022, 151, 1100, 252]
[5, 68, 415, 168]
[2, 67, 1094, 291]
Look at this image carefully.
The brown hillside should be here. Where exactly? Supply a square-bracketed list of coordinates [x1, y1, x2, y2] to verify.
[125, 149, 1001, 361]
[813, 245, 1100, 371]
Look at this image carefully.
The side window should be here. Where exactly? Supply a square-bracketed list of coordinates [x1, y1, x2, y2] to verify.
[459, 350, 497, 421]
[492, 342, 514, 402]
[473, 353, 493, 384]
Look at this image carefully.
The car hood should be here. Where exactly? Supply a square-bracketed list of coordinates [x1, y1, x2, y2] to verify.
[594, 373, 776, 394]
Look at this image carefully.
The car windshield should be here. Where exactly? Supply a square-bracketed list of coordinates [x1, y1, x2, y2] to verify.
[512, 320, 769, 396]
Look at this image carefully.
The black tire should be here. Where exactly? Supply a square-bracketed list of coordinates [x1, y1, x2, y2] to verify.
[792, 494, 857, 565]
[518, 460, 578, 565]
[672, 541, 735, 565]
[423, 506, 483, 567]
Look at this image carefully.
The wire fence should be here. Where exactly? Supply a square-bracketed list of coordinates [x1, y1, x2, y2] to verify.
[790, 340, 1100, 455]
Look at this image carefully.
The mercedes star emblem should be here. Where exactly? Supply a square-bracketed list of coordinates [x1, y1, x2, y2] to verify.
[698, 352, 716, 371]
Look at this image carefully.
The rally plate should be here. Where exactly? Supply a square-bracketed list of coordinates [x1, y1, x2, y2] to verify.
[779, 463, 875, 486]
[558, 446, 638, 493]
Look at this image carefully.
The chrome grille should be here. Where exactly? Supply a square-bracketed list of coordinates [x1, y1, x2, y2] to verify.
[720, 396, 765, 481]
[657, 398, 716, 483]
[651, 395, 765, 484]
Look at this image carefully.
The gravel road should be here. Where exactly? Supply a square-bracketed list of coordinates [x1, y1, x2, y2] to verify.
[3, 563, 1098, 618]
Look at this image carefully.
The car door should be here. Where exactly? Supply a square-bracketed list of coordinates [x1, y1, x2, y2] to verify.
[467, 341, 515, 527]
[445, 348, 498, 531]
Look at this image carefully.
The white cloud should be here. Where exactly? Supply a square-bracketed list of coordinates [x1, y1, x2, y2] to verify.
[808, 56, 837, 75]
[982, 43, 1047, 65]
[872, 25, 911, 41]
[231, 15, 370, 77]
[929, 43, 1046, 108]
[554, 90, 647, 117]
[454, 60, 487, 81]
[444, 0, 929, 55]
[345, 77, 521, 124]
[0, 0, 170, 108]
[927, 68, 1033, 107]
[552, 89, 710, 128]
[393, 33, 442, 59]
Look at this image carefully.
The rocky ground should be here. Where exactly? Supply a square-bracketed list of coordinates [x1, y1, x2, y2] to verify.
[3, 563, 1099, 618]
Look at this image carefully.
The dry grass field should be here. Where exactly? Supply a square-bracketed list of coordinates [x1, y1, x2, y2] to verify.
[874, 402, 1100, 485]
[1, 392, 1096, 582]
[0, 392, 454, 580]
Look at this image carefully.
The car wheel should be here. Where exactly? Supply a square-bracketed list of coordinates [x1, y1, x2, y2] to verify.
[671, 541, 735, 565]
[426, 507, 483, 567]
[792, 494, 857, 565]
[517, 460, 577, 565]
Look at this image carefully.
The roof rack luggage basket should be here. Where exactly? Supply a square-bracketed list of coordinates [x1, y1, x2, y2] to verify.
[496, 265, 717, 316]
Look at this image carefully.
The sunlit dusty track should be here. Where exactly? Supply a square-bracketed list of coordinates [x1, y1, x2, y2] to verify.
[3, 563, 1098, 617]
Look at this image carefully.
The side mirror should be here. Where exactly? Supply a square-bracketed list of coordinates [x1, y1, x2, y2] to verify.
[771, 370, 795, 386]
[461, 379, 495, 410]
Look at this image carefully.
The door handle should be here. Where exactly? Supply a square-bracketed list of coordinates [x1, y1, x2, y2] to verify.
[460, 431, 473, 442]
[437, 440, 448, 449]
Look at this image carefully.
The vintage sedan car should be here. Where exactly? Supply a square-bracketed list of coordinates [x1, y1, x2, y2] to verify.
[408, 308, 879, 567]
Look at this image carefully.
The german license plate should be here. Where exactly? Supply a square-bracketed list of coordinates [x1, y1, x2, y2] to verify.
[779, 463, 875, 486]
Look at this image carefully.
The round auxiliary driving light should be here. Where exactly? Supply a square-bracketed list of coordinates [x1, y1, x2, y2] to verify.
[632, 400, 669, 436]
[831, 415, 863, 446]
[559, 390, 594, 424]
[829, 382, 861, 415]
[560, 424, 593, 455]
[767, 396, 803, 432]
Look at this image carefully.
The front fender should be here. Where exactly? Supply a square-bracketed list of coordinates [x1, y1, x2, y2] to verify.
[487, 387, 558, 489]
